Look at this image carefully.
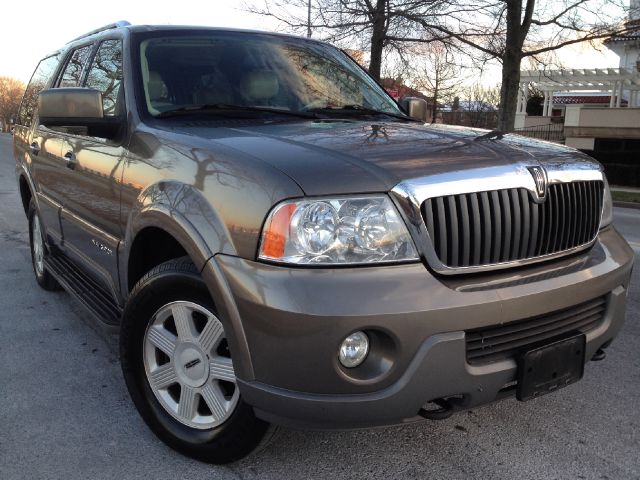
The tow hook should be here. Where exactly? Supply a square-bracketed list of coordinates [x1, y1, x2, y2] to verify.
[418, 398, 455, 420]
[591, 348, 607, 361]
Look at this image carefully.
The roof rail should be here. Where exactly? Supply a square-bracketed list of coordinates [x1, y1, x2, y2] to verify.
[68, 21, 131, 43]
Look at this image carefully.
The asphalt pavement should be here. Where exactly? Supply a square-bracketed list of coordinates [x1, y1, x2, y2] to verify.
[1, 132, 639, 479]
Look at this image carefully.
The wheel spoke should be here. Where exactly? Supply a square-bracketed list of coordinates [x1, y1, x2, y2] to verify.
[209, 356, 235, 383]
[32, 216, 44, 273]
[172, 304, 195, 341]
[200, 383, 227, 420]
[147, 326, 177, 356]
[198, 318, 224, 353]
[149, 363, 177, 389]
[177, 385, 198, 420]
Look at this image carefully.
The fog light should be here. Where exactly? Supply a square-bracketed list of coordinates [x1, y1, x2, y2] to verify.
[339, 331, 369, 368]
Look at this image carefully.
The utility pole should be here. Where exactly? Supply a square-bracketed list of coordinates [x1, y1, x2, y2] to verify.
[307, 0, 312, 38]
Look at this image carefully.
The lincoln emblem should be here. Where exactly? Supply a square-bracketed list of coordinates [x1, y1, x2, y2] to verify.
[527, 166, 547, 199]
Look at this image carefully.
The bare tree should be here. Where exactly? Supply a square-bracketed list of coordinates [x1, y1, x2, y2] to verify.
[0, 77, 25, 131]
[525, 83, 545, 115]
[245, 0, 444, 81]
[441, 83, 500, 128]
[459, 83, 501, 110]
[247, 1, 633, 131]
[409, 43, 461, 123]
[394, 0, 633, 131]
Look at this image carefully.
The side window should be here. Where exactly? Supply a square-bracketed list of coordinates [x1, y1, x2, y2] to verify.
[59, 45, 93, 87]
[85, 40, 123, 116]
[17, 54, 61, 127]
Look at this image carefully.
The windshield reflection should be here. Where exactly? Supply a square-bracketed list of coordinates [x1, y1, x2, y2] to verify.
[136, 33, 403, 119]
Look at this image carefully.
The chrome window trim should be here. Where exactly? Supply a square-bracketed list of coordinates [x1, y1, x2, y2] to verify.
[390, 163, 605, 275]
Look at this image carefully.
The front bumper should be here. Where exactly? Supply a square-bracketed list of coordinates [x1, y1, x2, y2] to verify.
[202, 226, 634, 429]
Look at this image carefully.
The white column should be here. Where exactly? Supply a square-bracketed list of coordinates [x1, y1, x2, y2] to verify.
[523, 83, 529, 113]
[616, 82, 623, 107]
[610, 83, 617, 108]
[516, 87, 524, 114]
[546, 91, 554, 116]
[543, 92, 549, 116]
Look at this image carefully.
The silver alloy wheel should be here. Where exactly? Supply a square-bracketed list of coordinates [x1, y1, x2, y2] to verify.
[32, 214, 45, 277]
[143, 301, 239, 429]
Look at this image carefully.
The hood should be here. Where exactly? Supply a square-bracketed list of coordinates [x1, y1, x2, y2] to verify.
[166, 120, 601, 196]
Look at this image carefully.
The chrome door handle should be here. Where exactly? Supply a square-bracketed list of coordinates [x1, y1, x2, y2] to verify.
[29, 142, 40, 155]
[63, 151, 76, 169]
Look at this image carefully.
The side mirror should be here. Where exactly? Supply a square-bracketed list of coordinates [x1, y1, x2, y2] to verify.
[38, 88, 122, 139]
[399, 96, 428, 121]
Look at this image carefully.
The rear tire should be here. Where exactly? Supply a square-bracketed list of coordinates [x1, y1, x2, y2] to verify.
[28, 199, 60, 291]
[120, 257, 270, 464]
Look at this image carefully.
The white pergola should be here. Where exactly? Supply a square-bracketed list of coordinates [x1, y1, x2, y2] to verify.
[517, 68, 640, 116]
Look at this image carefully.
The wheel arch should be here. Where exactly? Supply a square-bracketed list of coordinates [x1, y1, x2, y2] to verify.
[122, 181, 238, 293]
[17, 166, 38, 217]
[123, 208, 214, 294]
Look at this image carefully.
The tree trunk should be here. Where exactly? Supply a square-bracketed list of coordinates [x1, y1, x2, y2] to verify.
[497, 0, 525, 131]
[431, 86, 438, 123]
[368, 0, 387, 81]
[497, 52, 522, 131]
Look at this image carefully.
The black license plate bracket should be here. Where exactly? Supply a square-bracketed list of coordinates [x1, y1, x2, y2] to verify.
[516, 334, 586, 401]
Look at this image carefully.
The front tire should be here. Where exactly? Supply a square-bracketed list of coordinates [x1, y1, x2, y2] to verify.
[120, 257, 270, 464]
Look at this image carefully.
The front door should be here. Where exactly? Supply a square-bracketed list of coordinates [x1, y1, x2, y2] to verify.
[56, 39, 127, 299]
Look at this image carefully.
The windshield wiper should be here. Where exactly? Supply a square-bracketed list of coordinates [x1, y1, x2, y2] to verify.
[306, 104, 415, 122]
[157, 104, 321, 119]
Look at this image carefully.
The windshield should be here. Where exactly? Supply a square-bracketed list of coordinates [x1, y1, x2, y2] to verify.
[136, 31, 404, 119]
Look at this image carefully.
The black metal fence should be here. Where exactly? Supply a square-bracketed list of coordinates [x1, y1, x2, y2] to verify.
[513, 123, 565, 143]
[440, 111, 498, 130]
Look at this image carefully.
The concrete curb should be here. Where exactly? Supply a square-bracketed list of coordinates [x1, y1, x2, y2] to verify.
[614, 201, 640, 210]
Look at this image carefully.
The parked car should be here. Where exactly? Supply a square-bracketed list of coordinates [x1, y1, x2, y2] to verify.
[13, 22, 634, 464]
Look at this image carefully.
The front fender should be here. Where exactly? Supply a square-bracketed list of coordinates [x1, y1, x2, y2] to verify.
[121, 180, 237, 283]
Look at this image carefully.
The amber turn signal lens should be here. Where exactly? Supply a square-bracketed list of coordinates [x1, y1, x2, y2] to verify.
[259, 203, 296, 259]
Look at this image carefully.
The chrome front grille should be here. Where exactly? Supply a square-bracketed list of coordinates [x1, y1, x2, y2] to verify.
[421, 180, 604, 268]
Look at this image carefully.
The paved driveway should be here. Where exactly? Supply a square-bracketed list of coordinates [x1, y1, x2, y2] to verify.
[1, 132, 638, 479]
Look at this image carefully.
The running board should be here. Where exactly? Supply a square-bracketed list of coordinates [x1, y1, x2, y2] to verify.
[45, 253, 122, 326]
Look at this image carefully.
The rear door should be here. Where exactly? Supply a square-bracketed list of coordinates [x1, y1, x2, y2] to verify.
[14, 53, 64, 242]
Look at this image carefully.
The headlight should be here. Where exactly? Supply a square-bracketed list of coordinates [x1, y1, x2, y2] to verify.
[258, 195, 419, 265]
[600, 176, 613, 228]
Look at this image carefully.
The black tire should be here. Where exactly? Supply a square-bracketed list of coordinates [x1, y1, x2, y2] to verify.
[28, 199, 60, 291]
[120, 257, 270, 464]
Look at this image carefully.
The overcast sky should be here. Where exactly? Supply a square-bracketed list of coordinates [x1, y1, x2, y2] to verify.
[0, 0, 621, 84]
[0, 0, 282, 81]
